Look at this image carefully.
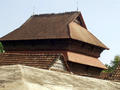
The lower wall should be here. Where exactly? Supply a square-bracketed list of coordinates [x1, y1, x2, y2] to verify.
[68, 61, 102, 77]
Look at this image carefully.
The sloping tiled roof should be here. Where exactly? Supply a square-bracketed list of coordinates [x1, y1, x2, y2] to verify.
[0, 11, 108, 49]
[67, 51, 107, 69]
[0, 51, 106, 70]
[0, 52, 60, 69]
[69, 22, 108, 49]
[0, 12, 78, 40]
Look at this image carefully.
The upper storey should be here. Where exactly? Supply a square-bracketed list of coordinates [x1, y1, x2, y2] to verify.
[0, 11, 108, 50]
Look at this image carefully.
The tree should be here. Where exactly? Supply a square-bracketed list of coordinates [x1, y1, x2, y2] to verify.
[103, 55, 120, 73]
[0, 42, 4, 53]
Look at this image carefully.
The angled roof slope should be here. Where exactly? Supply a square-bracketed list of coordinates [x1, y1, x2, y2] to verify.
[69, 22, 108, 49]
[0, 51, 106, 69]
[0, 52, 60, 69]
[0, 12, 78, 40]
[0, 11, 108, 49]
[67, 51, 107, 69]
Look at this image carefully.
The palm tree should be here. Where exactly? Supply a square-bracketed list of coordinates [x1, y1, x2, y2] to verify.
[111, 55, 120, 71]
[103, 55, 120, 73]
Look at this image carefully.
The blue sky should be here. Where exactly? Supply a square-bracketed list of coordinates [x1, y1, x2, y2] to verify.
[0, 0, 120, 64]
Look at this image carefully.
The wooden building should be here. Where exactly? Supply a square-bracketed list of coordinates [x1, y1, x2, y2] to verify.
[0, 11, 108, 76]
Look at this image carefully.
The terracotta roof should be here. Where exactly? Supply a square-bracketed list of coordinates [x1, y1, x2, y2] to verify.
[0, 52, 61, 69]
[67, 51, 107, 69]
[69, 22, 108, 49]
[0, 11, 108, 49]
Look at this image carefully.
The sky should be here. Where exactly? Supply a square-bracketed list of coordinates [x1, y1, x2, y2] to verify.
[0, 0, 120, 65]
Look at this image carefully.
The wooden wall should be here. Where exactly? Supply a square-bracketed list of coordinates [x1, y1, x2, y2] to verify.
[69, 39, 103, 58]
[2, 39, 103, 58]
[68, 61, 102, 76]
[2, 39, 69, 51]
[1, 39, 104, 76]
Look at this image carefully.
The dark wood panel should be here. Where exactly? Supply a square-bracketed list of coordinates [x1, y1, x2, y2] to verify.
[2, 39, 103, 58]
[68, 61, 102, 76]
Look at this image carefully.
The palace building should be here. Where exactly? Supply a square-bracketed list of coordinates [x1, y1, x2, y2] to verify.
[0, 11, 108, 76]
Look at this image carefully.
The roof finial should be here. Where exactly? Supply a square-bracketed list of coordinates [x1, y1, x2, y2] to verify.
[32, 0, 37, 15]
[77, 0, 79, 11]
[33, 6, 35, 15]
[75, 0, 79, 11]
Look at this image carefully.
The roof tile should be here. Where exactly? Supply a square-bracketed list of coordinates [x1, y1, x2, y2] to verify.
[67, 51, 107, 69]
[0, 52, 60, 69]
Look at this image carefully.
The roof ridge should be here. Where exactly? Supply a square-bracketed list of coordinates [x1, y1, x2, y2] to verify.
[32, 11, 80, 17]
[1, 52, 62, 56]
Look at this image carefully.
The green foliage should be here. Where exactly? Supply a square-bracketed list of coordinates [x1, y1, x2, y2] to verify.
[103, 55, 120, 73]
[0, 42, 4, 53]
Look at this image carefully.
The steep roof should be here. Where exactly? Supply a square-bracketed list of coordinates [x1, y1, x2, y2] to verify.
[69, 22, 108, 49]
[0, 11, 108, 49]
